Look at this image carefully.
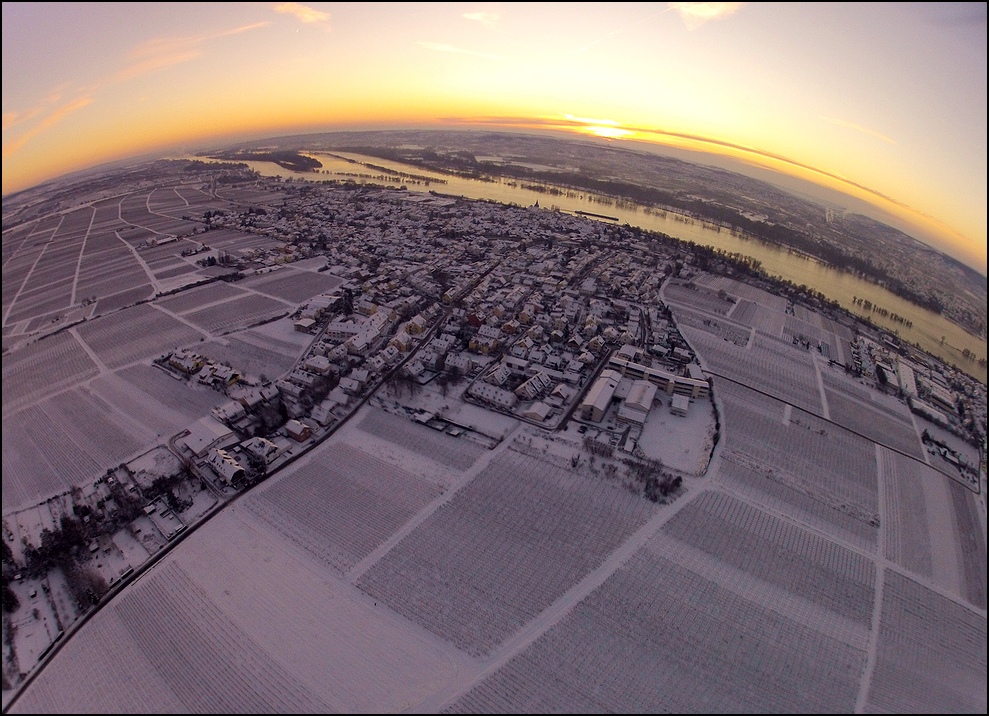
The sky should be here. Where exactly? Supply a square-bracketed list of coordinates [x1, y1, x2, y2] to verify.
[3, 2, 986, 272]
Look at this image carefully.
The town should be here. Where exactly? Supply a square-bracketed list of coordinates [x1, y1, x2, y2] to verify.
[2, 162, 986, 707]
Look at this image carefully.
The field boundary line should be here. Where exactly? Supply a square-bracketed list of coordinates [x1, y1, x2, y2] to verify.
[70, 206, 96, 306]
[423, 487, 708, 713]
[2, 215, 65, 327]
[815, 354, 830, 420]
[705, 370, 977, 493]
[345, 422, 524, 582]
[856, 443, 888, 712]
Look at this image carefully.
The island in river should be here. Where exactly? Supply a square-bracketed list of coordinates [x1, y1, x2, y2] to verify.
[199, 148, 322, 173]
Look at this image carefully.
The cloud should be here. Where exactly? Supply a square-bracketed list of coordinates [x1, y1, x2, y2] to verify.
[668, 2, 745, 30]
[463, 12, 500, 29]
[822, 116, 896, 145]
[274, 2, 330, 24]
[3, 96, 93, 158]
[418, 42, 503, 61]
[3, 21, 269, 158]
[115, 22, 270, 83]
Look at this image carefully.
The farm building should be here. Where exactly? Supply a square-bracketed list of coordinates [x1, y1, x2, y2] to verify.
[580, 369, 622, 422]
[294, 317, 317, 333]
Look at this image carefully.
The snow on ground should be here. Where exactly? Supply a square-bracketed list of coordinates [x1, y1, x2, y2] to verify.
[636, 393, 716, 474]
[240, 316, 314, 352]
[11, 479, 472, 713]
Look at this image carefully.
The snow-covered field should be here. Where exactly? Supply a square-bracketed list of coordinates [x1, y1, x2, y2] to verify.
[866, 570, 986, 713]
[245, 442, 443, 574]
[358, 409, 486, 471]
[357, 448, 656, 656]
[450, 517, 867, 713]
[75, 304, 204, 369]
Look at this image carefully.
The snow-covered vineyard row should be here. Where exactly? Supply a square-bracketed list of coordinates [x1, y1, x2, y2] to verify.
[684, 327, 823, 413]
[245, 443, 442, 574]
[448, 539, 866, 713]
[662, 492, 876, 625]
[358, 409, 486, 471]
[2, 332, 98, 414]
[866, 570, 987, 713]
[114, 563, 332, 712]
[358, 449, 656, 656]
[717, 381, 880, 522]
[75, 304, 203, 369]
[184, 293, 287, 334]
[720, 458, 878, 552]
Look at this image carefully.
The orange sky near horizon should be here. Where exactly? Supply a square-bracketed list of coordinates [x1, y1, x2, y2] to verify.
[3, 3, 986, 273]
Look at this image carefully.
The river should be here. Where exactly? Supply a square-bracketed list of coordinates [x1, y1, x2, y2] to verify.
[193, 151, 987, 383]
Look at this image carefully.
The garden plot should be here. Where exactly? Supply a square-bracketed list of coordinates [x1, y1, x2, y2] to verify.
[720, 458, 878, 552]
[866, 571, 986, 713]
[358, 408, 485, 471]
[244, 268, 345, 304]
[117, 364, 228, 420]
[2, 331, 98, 415]
[719, 382, 879, 524]
[448, 548, 866, 713]
[637, 393, 717, 475]
[245, 443, 442, 574]
[662, 492, 875, 626]
[197, 337, 298, 382]
[357, 449, 656, 656]
[75, 304, 203, 368]
[183, 293, 289, 333]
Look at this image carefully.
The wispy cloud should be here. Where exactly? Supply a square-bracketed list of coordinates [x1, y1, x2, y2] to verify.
[822, 116, 897, 145]
[115, 22, 270, 82]
[418, 41, 503, 61]
[3, 96, 93, 158]
[668, 2, 745, 30]
[4, 21, 270, 158]
[577, 27, 624, 54]
[463, 12, 500, 29]
[274, 2, 330, 25]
